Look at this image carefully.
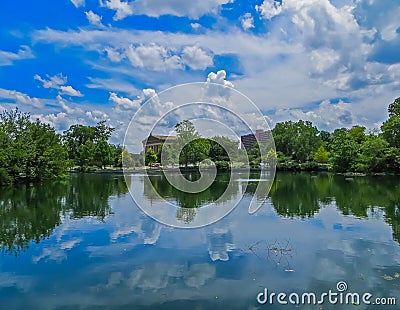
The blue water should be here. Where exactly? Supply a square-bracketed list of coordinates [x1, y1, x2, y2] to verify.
[0, 172, 399, 309]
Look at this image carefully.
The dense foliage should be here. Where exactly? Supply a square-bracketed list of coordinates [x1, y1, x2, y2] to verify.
[1, 96, 399, 185]
[271, 97, 400, 173]
[0, 109, 68, 185]
[146, 97, 400, 173]
[62, 120, 118, 170]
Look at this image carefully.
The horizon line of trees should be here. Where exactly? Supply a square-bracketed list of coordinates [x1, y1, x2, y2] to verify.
[0, 97, 399, 185]
[272, 97, 400, 173]
[144, 97, 400, 173]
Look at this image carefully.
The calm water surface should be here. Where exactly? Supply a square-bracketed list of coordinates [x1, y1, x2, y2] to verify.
[0, 172, 400, 309]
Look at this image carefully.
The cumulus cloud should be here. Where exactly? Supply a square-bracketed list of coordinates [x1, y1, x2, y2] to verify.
[104, 47, 125, 62]
[0, 45, 34, 66]
[132, 0, 234, 19]
[256, 0, 284, 20]
[10, 91, 42, 108]
[206, 70, 234, 87]
[60, 85, 83, 97]
[34, 73, 66, 88]
[205, 70, 234, 102]
[34, 73, 83, 97]
[30, 1, 400, 132]
[126, 44, 182, 71]
[109, 92, 141, 110]
[274, 100, 357, 130]
[0, 88, 42, 108]
[85, 10, 102, 26]
[104, 44, 213, 71]
[240, 13, 255, 30]
[70, 0, 85, 8]
[181, 46, 213, 70]
[190, 23, 201, 29]
[101, 0, 133, 21]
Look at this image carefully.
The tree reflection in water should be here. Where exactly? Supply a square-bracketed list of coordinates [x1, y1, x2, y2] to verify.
[0, 173, 128, 254]
[1, 172, 399, 254]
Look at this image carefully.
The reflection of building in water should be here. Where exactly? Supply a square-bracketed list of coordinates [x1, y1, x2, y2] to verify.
[240, 129, 272, 150]
[142, 134, 177, 154]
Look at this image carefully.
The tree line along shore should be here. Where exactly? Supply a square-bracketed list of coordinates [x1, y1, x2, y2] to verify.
[0, 97, 399, 185]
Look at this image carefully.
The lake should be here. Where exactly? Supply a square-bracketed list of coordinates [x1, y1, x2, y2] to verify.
[0, 172, 399, 309]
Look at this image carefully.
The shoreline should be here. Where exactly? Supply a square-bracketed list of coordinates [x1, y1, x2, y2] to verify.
[67, 167, 396, 176]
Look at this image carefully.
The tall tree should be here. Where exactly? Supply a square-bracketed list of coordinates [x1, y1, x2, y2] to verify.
[272, 120, 322, 162]
[63, 121, 115, 170]
[388, 97, 400, 117]
[174, 120, 211, 166]
[0, 109, 68, 183]
[145, 148, 158, 166]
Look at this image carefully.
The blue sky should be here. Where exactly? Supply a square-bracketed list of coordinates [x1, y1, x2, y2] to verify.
[0, 0, 399, 144]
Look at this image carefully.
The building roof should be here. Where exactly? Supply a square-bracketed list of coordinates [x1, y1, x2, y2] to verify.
[142, 134, 177, 144]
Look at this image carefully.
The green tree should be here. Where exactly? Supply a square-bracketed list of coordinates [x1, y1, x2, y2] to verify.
[95, 139, 114, 169]
[0, 109, 68, 182]
[145, 148, 158, 166]
[160, 143, 178, 166]
[77, 141, 95, 169]
[272, 120, 322, 162]
[208, 136, 238, 162]
[314, 145, 329, 164]
[385, 147, 400, 173]
[180, 138, 211, 166]
[329, 128, 359, 172]
[63, 121, 115, 170]
[355, 135, 388, 172]
[382, 116, 400, 148]
[388, 97, 400, 117]
[348, 125, 366, 144]
[119, 148, 134, 168]
[174, 120, 211, 166]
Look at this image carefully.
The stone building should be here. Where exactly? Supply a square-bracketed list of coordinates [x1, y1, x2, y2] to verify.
[142, 134, 177, 154]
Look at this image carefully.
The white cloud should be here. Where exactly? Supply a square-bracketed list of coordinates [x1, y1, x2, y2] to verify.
[126, 44, 182, 71]
[191, 23, 201, 29]
[11, 91, 42, 108]
[0, 88, 42, 108]
[30, 0, 400, 132]
[353, 0, 400, 42]
[309, 48, 340, 74]
[206, 70, 234, 88]
[86, 77, 139, 95]
[85, 110, 110, 122]
[60, 85, 84, 97]
[204, 70, 235, 103]
[35, 73, 83, 97]
[109, 92, 141, 110]
[104, 47, 125, 62]
[132, 0, 234, 19]
[274, 100, 356, 130]
[256, 0, 284, 20]
[34, 73, 67, 89]
[0, 45, 34, 66]
[240, 13, 255, 30]
[85, 11, 102, 26]
[181, 46, 213, 70]
[104, 43, 213, 71]
[102, 0, 133, 21]
[56, 94, 77, 114]
[70, 0, 85, 8]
